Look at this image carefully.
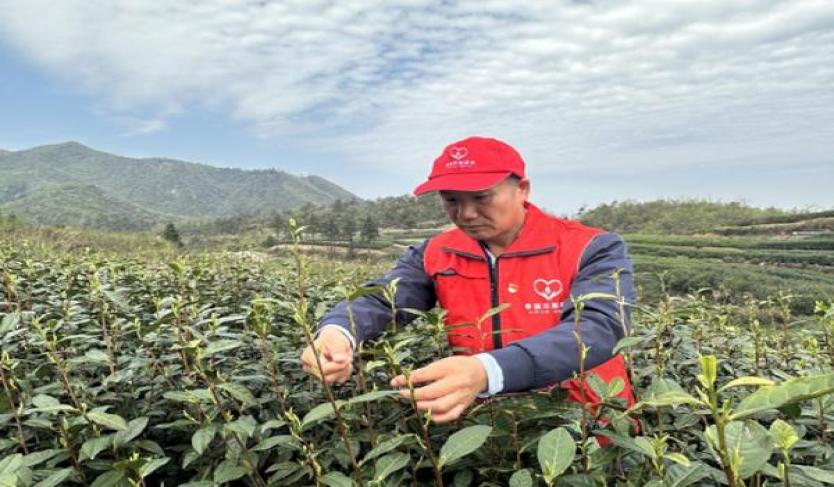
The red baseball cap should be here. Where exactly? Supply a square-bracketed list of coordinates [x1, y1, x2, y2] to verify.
[412, 136, 526, 196]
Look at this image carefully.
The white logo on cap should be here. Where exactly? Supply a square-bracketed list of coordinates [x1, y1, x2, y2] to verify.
[445, 146, 475, 169]
[533, 279, 563, 301]
[449, 146, 468, 160]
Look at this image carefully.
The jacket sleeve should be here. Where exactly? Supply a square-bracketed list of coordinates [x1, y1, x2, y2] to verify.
[487, 232, 636, 393]
[317, 240, 437, 342]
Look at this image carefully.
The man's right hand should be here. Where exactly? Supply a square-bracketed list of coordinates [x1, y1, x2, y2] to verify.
[300, 327, 354, 384]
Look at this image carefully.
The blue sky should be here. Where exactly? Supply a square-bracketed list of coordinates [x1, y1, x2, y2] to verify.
[1, 0, 833, 214]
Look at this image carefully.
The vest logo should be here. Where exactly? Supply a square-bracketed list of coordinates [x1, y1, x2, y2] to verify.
[533, 279, 563, 301]
[449, 146, 468, 160]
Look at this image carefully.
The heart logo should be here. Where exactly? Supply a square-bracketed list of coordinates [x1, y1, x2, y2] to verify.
[449, 146, 468, 160]
[533, 279, 563, 301]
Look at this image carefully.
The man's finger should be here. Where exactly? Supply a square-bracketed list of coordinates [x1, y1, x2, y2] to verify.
[304, 358, 350, 378]
[414, 392, 460, 415]
[320, 342, 350, 363]
[429, 403, 467, 424]
[390, 363, 444, 388]
[407, 379, 454, 402]
[324, 365, 353, 384]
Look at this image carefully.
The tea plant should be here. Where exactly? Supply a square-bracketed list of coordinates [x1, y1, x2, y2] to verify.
[0, 238, 833, 486]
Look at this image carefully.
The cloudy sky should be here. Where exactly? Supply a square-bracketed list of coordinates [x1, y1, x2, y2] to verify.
[1, 0, 832, 214]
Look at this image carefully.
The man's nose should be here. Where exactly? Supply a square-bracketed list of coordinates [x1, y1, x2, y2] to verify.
[457, 201, 478, 221]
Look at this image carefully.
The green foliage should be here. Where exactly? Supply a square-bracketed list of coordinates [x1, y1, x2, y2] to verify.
[578, 199, 801, 235]
[161, 222, 183, 247]
[1, 228, 834, 486]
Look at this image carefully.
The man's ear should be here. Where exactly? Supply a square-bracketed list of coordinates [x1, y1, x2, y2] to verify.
[518, 178, 531, 200]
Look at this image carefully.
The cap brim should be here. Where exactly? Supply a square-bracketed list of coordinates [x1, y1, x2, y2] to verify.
[412, 171, 512, 196]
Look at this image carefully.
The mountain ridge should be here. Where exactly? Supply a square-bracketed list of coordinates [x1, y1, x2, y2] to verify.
[0, 141, 359, 229]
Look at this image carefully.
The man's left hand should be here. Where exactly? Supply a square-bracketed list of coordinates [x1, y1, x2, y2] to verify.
[389, 356, 488, 423]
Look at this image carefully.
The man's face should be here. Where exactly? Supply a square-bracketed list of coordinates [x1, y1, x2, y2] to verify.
[439, 177, 530, 244]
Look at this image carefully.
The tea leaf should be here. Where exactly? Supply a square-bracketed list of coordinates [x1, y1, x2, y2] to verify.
[22, 449, 63, 467]
[218, 383, 257, 407]
[374, 452, 410, 482]
[537, 427, 575, 482]
[84, 349, 110, 363]
[32, 468, 74, 487]
[139, 457, 170, 478]
[113, 417, 149, 447]
[360, 434, 414, 466]
[664, 452, 691, 467]
[595, 432, 654, 458]
[191, 424, 217, 456]
[717, 376, 775, 393]
[509, 469, 533, 487]
[81, 435, 113, 460]
[321, 471, 352, 487]
[635, 378, 703, 409]
[301, 401, 346, 429]
[613, 335, 652, 354]
[0, 454, 23, 475]
[89, 469, 127, 487]
[769, 419, 798, 451]
[28, 395, 75, 414]
[213, 460, 250, 483]
[664, 463, 709, 487]
[438, 425, 492, 468]
[453, 469, 473, 487]
[706, 420, 771, 479]
[204, 339, 243, 356]
[162, 391, 201, 404]
[731, 373, 834, 420]
[87, 411, 128, 431]
[792, 465, 834, 483]
[347, 389, 400, 405]
[0, 313, 20, 334]
[251, 435, 301, 452]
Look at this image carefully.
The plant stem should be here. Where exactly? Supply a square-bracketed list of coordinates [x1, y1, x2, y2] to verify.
[405, 371, 444, 487]
[571, 298, 590, 472]
[0, 359, 28, 453]
[290, 223, 364, 486]
[196, 366, 268, 487]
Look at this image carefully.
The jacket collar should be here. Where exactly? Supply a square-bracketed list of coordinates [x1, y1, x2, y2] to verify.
[441, 202, 557, 260]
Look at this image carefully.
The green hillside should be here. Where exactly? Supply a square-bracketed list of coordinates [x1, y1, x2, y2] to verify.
[0, 142, 359, 228]
[1, 184, 174, 231]
[578, 199, 799, 234]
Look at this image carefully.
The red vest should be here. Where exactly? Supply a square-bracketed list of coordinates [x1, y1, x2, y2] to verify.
[423, 203, 635, 409]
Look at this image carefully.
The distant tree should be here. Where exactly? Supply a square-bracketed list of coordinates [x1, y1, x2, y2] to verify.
[3, 213, 22, 227]
[262, 234, 278, 248]
[303, 212, 321, 239]
[162, 222, 183, 247]
[360, 215, 379, 242]
[341, 214, 357, 243]
[321, 214, 340, 241]
[271, 212, 288, 239]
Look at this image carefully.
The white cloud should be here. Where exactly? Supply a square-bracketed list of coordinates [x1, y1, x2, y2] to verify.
[1, 0, 832, 193]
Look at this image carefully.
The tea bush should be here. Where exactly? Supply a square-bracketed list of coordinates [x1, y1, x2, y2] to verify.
[1, 236, 833, 486]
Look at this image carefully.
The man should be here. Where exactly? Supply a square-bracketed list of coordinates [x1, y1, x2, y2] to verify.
[301, 136, 636, 423]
